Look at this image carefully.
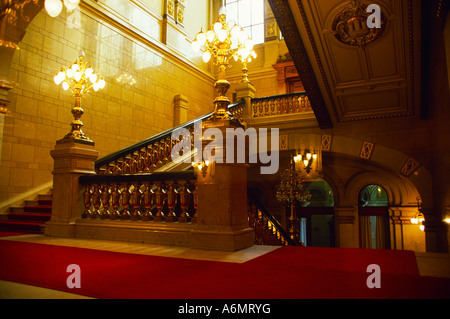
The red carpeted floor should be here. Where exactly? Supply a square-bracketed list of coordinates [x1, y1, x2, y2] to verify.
[0, 236, 449, 299]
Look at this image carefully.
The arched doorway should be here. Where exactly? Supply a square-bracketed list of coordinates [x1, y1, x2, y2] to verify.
[358, 184, 390, 249]
[296, 179, 335, 247]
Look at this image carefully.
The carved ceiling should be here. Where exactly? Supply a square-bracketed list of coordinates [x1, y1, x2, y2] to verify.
[268, 0, 423, 128]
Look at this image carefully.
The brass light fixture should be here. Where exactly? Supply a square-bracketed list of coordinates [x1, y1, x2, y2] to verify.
[192, 7, 256, 120]
[192, 160, 211, 177]
[0, 0, 39, 25]
[411, 196, 425, 231]
[54, 50, 105, 144]
[294, 149, 317, 174]
[276, 154, 311, 244]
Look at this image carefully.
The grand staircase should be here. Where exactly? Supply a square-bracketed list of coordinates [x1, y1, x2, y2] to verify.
[0, 193, 52, 234]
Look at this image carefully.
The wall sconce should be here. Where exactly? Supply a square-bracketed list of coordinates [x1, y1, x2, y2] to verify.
[411, 196, 425, 231]
[294, 150, 317, 174]
[192, 160, 211, 177]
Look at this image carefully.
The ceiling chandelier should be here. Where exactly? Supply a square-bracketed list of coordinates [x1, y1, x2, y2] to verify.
[44, 0, 79, 18]
[192, 7, 256, 120]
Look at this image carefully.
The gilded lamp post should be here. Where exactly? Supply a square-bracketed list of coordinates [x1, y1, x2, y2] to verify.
[276, 154, 312, 244]
[54, 51, 105, 144]
[192, 8, 256, 120]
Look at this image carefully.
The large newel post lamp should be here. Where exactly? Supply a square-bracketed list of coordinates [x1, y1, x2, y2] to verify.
[54, 51, 105, 145]
[192, 8, 256, 120]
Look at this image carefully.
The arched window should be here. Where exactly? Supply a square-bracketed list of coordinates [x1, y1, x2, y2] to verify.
[297, 180, 335, 247]
[358, 185, 390, 249]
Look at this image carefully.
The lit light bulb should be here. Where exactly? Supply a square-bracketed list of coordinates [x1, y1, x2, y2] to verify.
[66, 69, 74, 78]
[71, 63, 80, 72]
[202, 51, 211, 63]
[244, 39, 254, 50]
[45, 0, 63, 18]
[85, 68, 93, 77]
[419, 225, 425, 231]
[217, 29, 227, 42]
[238, 30, 248, 44]
[93, 82, 100, 91]
[206, 30, 215, 43]
[196, 32, 206, 46]
[89, 73, 97, 83]
[54, 75, 62, 85]
[63, 0, 79, 11]
[62, 81, 69, 91]
[231, 25, 240, 38]
[191, 40, 200, 52]
[213, 22, 223, 33]
[98, 79, 106, 89]
[74, 71, 82, 82]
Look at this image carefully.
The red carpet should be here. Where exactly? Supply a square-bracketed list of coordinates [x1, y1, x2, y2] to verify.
[0, 237, 449, 299]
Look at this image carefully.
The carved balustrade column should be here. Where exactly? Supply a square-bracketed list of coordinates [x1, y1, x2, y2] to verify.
[82, 186, 92, 219]
[154, 182, 165, 222]
[142, 183, 153, 221]
[91, 184, 101, 219]
[120, 184, 131, 220]
[131, 183, 142, 221]
[178, 181, 190, 223]
[190, 182, 198, 224]
[165, 181, 177, 222]
[110, 183, 121, 220]
[100, 184, 111, 219]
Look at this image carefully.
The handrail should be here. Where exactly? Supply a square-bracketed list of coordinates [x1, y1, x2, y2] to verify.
[79, 170, 196, 184]
[95, 100, 245, 170]
[251, 91, 307, 102]
[247, 188, 297, 246]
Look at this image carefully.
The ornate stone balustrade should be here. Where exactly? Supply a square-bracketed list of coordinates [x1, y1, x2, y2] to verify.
[251, 92, 311, 118]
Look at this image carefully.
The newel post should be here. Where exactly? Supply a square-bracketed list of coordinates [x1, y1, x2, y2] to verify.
[45, 140, 98, 238]
[190, 117, 254, 251]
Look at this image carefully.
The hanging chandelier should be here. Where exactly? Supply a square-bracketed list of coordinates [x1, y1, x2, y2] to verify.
[192, 7, 256, 120]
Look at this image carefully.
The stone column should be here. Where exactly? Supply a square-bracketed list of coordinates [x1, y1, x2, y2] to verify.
[190, 118, 254, 251]
[45, 140, 98, 238]
[334, 206, 358, 248]
[174, 94, 189, 126]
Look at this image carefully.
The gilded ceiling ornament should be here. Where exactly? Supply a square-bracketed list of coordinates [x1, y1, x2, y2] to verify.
[331, 0, 386, 46]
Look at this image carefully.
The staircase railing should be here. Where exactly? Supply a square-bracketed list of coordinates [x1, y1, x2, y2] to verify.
[79, 171, 197, 223]
[247, 189, 297, 246]
[251, 91, 311, 118]
[95, 100, 245, 175]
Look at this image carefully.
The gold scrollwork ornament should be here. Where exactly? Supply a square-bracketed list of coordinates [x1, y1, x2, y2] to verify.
[332, 0, 386, 47]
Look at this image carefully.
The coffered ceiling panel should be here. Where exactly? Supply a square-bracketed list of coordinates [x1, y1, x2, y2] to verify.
[283, 0, 421, 123]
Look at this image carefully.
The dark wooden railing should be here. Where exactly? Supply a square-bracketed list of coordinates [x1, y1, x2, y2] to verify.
[79, 171, 197, 223]
[247, 188, 297, 246]
[94, 100, 245, 175]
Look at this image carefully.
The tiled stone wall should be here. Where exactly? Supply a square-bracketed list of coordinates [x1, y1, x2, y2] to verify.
[0, 3, 215, 203]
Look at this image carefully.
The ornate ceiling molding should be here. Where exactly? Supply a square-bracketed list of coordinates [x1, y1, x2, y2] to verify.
[267, 0, 333, 129]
